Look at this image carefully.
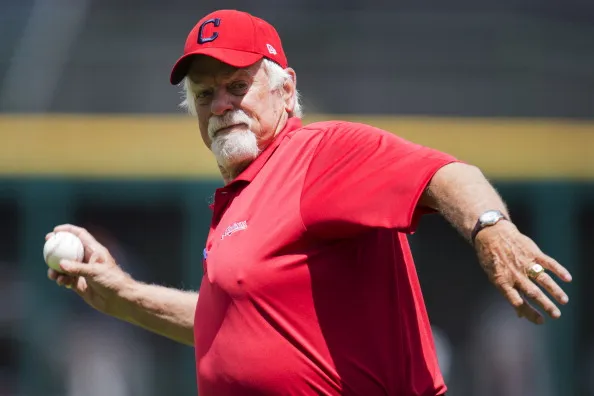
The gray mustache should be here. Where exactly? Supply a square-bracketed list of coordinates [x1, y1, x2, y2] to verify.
[208, 112, 251, 138]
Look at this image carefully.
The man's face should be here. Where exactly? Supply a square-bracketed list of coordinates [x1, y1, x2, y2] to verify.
[187, 56, 289, 176]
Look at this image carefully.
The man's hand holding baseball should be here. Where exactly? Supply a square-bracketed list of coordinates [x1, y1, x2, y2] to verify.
[46, 224, 134, 319]
[47, 224, 198, 346]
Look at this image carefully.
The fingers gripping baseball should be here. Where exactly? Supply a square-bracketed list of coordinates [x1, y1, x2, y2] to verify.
[59, 259, 101, 278]
[58, 251, 105, 286]
[53, 224, 111, 263]
[45, 225, 132, 317]
[46, 225, 111, 286]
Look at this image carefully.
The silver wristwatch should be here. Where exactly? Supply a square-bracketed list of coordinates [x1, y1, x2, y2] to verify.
[471, 210, 508, 244]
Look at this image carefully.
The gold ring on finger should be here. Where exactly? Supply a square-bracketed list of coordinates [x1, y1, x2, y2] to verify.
[527, 263, 545, 280]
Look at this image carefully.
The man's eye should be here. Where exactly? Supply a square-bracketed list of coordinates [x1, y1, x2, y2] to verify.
[196, 90, 213, 99]
[229, 82, 248, 95]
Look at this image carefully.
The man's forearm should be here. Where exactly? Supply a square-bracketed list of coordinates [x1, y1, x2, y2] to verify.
[117, 282, 197, 346]
[420, 162, 510, 242]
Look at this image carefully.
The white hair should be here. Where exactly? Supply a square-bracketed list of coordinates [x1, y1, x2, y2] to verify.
[180, 59, 303, 118]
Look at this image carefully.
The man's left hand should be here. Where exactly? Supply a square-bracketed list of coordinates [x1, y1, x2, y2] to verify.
[474, 220, 573, 324]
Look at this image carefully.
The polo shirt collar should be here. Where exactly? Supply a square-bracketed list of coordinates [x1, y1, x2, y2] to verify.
[228, 117, 303, 186]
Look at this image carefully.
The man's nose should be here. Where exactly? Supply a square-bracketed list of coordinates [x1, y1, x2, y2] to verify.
[211, 88, 233, 116]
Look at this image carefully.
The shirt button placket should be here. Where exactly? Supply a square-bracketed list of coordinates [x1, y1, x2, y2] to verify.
[212, 190, 231, 226]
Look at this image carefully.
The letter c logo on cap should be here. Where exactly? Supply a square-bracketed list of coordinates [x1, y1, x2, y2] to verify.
[198, 18, 221, 44]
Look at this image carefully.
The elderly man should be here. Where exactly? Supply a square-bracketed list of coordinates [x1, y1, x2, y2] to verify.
[48, 9, 572, 396]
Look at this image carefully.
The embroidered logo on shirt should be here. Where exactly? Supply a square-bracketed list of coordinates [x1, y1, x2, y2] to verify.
[221, 221, 248, 240]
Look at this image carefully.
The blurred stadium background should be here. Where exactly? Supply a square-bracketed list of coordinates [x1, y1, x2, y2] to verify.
[1, 1, 593, 395]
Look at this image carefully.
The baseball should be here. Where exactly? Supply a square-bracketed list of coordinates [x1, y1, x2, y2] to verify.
[43, 231, 85, 273]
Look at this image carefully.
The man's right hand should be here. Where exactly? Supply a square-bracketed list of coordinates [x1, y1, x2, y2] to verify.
[46, 224, 134, 320]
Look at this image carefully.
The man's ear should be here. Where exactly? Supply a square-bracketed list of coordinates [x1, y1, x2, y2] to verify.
[282, 68, 297, 114]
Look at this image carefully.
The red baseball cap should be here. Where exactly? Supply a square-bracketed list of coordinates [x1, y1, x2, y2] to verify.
[169, 10, 288, 85]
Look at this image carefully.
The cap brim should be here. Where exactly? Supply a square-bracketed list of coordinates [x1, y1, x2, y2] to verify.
[169, 48, 264, 85]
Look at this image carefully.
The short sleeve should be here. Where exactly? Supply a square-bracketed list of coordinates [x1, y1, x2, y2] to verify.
[300, 122, 458, 238]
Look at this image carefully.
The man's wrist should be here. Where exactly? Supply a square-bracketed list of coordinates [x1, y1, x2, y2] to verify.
[473, 218, 516, 247]
[115, 277, 143, 321]
[471, 210, 509, 245]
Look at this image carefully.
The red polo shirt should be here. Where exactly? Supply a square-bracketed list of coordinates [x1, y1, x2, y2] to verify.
[194, 118, 457, 396]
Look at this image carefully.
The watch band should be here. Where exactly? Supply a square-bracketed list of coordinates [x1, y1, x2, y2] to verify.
[470, 221, 485, 244]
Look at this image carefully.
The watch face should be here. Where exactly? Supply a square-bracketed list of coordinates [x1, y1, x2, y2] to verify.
[481, 211, 502, 225]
